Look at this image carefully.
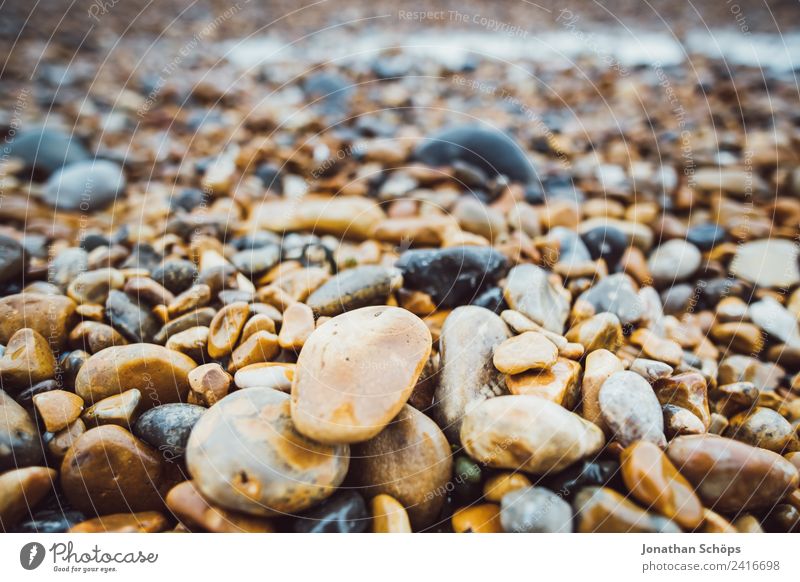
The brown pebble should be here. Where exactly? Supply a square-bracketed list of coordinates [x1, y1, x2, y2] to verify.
[69, 321, 128, 353]
[240, 313, 276, 340]
[493, 331, 558, 374]
[33, 390, 84, 433]
[187, 363, 231, 407]
[483, 472, 532, 503]
[228, 330, 280, 372]
[371, 494, 412, 533]
[81, 389, 142, 427]
[452, 504, 503, 533]
[69, 511, 168, 533]
[207, 301, 250, 359]
[166, 481, 274, 533]
[0, 328, 57, 391]
[0, 467, 56, 531]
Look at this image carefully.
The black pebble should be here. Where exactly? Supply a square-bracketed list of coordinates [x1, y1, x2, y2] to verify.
[292, 490, 369, 533]
[581, 226, 628, 269]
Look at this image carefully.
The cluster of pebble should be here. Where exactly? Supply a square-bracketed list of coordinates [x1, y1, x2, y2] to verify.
[2, 28, 800, 534]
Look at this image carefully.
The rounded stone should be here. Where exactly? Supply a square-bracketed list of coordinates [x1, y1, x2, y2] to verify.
[306, 265, 402, 317]
[503, 264, 570, 333]
[350, 405, 452, 530]
[574, 487, 681, 533]
[207, 301, 250, 359]
[581, 225, 628, 268]
[461, 395, 605, 476]
[292, 306, 431, 444]
[371, 493, 412, 533]
[60, 425, 165, 515]
[44, 159, 126, 211]
[0, 466, 56, 531]
[500, 486, 573, 533]
[492, 331, 558, 375]
[66, 268, 125, 305]
[75, 343, 197, 407]
[647, 239, 702, 286]
[0, 234, 24, 284]
[599, 371, 666, 448]
[186, 387, 349, 516]
[165, 480, 274, 533]
[686, 223, 726, 251]
[134, 403, 206, 460]
[33, 390, 84, 433]
[152, 260, 198, 294]
[725, 406, 797, 453]
[105, 290, 160, 343]
[0, 293, 77, 350]
[0, 328, 57, 392]
[291, 490, 369, 533]
[0, 390, 42, 470]
[731, 239, 800, 288]
[7, 128, 89, 176]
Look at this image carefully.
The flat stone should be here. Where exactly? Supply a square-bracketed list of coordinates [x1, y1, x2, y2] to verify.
[0, 466, 56, 531]
[500, 486, 573, 533]
[663, 404, 706, 438]
[81, 389, 141, 428]
[574, 487, 681, 533]
[578, 274, 643, 326]
[630, 358, 673, 382]
[228, 330, 280, 372]
[166, 481, 274, 533]
[620, 440, 704, 529]
[292, 306, 431, 444]
[306, 266, 402, 316]
[33, 390, 83, 433]
[151, 260, 198, 294]
[565, 312, 623, 353]
[505, 357, 581, 408]
[207, 302, 250, 359]
[231, 245, 281, 276]
[75, 343, 196, 407]
[165, 326, 209, 361]
[461, 395, 605, 476]
[60, 425, 165, 515]
[105, 290, 160, 343]
[580, 349, 625, 430]
[186, 387, 349, 516]
[0, 328, 57, 392]
[0, 293, 77, 350]
[435, 306, 509, 442]
[0, 389, 42, 470]
[233, 362, 294, 393]
[69, 321, 128, 353]
[397, 246, 508, 309]
[154, 307, 216, 344]
[503, 264, 570, 333]
[731, 239, 800, 288]
[67, 268, 125, 305]
[351, 405, 452, 529]
[134, 403, 205, 460]
[667, 434, 799, 512]
[599, 371, 666, 448]
[493, 331, 558, 375]
[47, 419, 87, 460]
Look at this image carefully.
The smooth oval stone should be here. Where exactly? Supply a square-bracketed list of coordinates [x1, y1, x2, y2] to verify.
[152, 260, 198, 294]
[578, 274, 643, 326]
[44, 159, 126, 211]
[505, 357, 582, 408]
[231, 244, 281, 276]
[251, 196, 385, 240]
[105, 290, 160, 343]
[292, 306, 431, 444]
[620, 441, 704, 529]
[749, 296, 800, 345]
[69, 321, 128, 354]
[492, 331, 558, 375]
[207, 301, 250, 359]
[731, 239, 800, 288]
[0, 390, 42, 470]
[292, 490, 369, 533]
[7, 128, 89, 176]
[233, 362, 293, 393]
[0, 234, 24, 284]
[0, 466, 56, 531]
[654, 372, 711, 429]
[581, 349, 625, 430]
[0, 328, 57, 392]
[503, 264, 569, 333]
[647, 239, 702, 286]
[82, 389, 141, 428]
[667, 434, 799, 512]
[66, 268, 125, 305]
[414, 125, 534, 183]
[134, 403, 205, 460]
[351, 405, 452, 530]
[186, 387, 349, 516]
[574, 487, 681, 533]
[154, 307, 216, 344]
[306, 266, 402, 317]
[188, 363, 232, 406]
[500, 486, 573, 533]
[396, 246, 508, 309]
[60, 425, 165, 515]
[371, 493, 412, 533]
[565, 312, 623, 353]
[461, 395, 605, 476]
[581, 225, 628, 268]
[166, 480, 274, 533]
[33, 390, 83, 433]
[686, 223, 726, 251]
[0, 293, 77, 350]
[599, 371, 666, 448]
[434, 305, 510, 442]
[75, 344, 196, 407]
[725, 407, 796, 453]
[49, 247, 89, 291]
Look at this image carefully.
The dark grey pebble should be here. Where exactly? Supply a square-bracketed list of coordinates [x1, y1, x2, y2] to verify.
[292, 490, 369, 533]
[105, 290, 160, 343]
[133, 403, 205, 460]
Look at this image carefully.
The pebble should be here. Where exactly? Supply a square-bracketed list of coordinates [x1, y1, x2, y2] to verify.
[277, 302, 315, 350]
[231, 245, 281, 276]
[565, 312, 623, 353]
[14, 508, 85, 533]
[292, 490, 370, 533]
[0, 467, 56, 531]
[397, 246, 508, 308]
[505, 357, 581, 407]
[292, 306, 431, 444]
[662, 404, 706, 438]
[647, 239, 702, 286]
[725, 407, 796, 453]
[154, 307, 216, 344]
[0, 293, 77, 350]
[581, 225, 629, 268]
[500, 486, 573, 533]
[578, 217, 654, 252]
[69, 321, 128, 353]
[599, 371, 666, 448]
[47, 419, 87, 460]
[105, 290, 160, 343]
[61, 425, 165, 514]
[165, 326, 209, 361]
[578, 274, 644, 326]
[630, 328, 683, 367]
[503, 264, 569, 333]
[69, 511, 168, 533]
[351, 405, 451, 529]
[415, 125, 534, 183]
[167, 284, 211, 318]
[731, 239, 800, 288]
[667, 434, 799, 512]
[573, 487, 681, 533]
[686, 223, 726, 251]
[228, 330, 280, 372]
[8, 128, 89, 176]
[749, 296, 800, 345]
[620, 441, 704, 529]
[187, 363, 231, 406]
[166, 480, 274, 533]
[75, 343, 196, 407]
[186, 387, 349, 516]
[233, 362, 294, 392]
[33, 390, 83, 433]
[435, 306, 509, 442]
[134, 403, 205, 460]
[492, 331, 558, 374]
[207, 301, 250, 359]
[44, 160, 126, 211]
[306, 265, 402, 316]
[654, 372, 711, 429]
[0, 390, 42, 470]
[123, 277, 175, 307]
[482, 472, 532, 502]
[543, 459, 622, 501]
[81, 389, 141, 428]
[252, 196, 384, 240]
[49, 247, 89, 291]
[451, 504, 503, 533]
[371, 494, 412, 533]
[66, 268, 125, 305]
[151, 260, 198, 294]
[0, 234, 24, 284]
[0, 328, 57, 392]
[580, 349, 625, 429]
[630, 358, 674, 382]
[461, 395, 605, 476]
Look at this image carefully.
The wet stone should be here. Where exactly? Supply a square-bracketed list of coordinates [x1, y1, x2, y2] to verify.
[0, 328, 58, 392]
[0, 234, 24, 285]
[186, 388, 349, 516]
[599, 371, 666, 448]
[306, 265, 401, 317]
[69, 321, 128, 353]
[0, 390, 42, 470]
[66, 268, 125, 305]
[565, 312, 623, 353]
[187, 363, 231, 407]
[0, 293, 77, 350]
[292, 490, 369, 533]
[371, 494, 412, 533]
[505, 357, 581, 408]
[154, 307, 216, 344]
[725, 406, 797, 453]
[134, 403, 205, 460]
[33, 390, 83, 433]
[574, 487, 681, 533]
[152, 260, 198, 294]
[663, 404, 706, 438]
[543, 459, 623, 502]
[0, 466, 56, 531]
[503, 264, 569, 333]
[228, 330, 280, 372]
[500, 486, 573, 533]
[105, 290, 160, 343]
[207, 301, 250, 359]
[654, 372, 711, 429]
[451, 504, 503, 533]
[581, 225, 628, 269]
